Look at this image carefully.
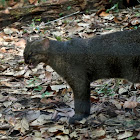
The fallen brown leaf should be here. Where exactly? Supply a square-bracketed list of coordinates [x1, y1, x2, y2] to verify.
[99, 11, 109, 17]
[123, 101, 138, 109]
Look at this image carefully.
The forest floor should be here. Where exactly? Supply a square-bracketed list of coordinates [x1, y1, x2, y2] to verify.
[0, 4, 140, 140]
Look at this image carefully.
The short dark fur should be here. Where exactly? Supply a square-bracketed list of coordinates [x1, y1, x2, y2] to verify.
[24, 28, 140, 123]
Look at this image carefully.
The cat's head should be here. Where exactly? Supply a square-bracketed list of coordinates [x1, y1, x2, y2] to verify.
[24, 38, 50, 67]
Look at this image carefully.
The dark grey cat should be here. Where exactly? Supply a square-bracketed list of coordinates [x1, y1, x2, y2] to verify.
[24, 28, 140, 123]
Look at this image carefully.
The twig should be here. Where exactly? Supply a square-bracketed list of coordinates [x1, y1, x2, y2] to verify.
[45, 11, 81, 25]
[46, 36, 57, 40]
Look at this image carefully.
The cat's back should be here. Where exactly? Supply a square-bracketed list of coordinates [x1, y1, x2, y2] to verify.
[88, 28, 140, 56]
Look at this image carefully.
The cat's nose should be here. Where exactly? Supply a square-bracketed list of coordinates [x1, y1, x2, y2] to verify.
[24, 59, 29, 64]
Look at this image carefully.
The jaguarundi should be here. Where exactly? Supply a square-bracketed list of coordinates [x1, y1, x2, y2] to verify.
[24, 28, 140, 123]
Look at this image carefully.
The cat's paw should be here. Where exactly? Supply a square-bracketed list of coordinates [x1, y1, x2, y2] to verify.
[69, 114, 89, 124]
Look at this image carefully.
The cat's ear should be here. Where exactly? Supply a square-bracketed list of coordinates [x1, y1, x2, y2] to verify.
[42, 38, 50, 50]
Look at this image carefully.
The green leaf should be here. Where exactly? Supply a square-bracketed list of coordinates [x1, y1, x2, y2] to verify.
[59, 13, 63, 17]
[135, 13, 140, 17]
[42, 91, 51, 98]
[106, 3, 118, 13]
[34, 85, 43, 91]
[127, 137, 136, 140]
[55, 36, 62, 41]
[28, 79, 35, 86]
[35, 18, 41, 21]
[67, 6, 71, 10]
[85, 10, 89, 14]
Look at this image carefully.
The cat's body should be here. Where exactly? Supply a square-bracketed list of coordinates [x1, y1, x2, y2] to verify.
[24, 28, 140, 123]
